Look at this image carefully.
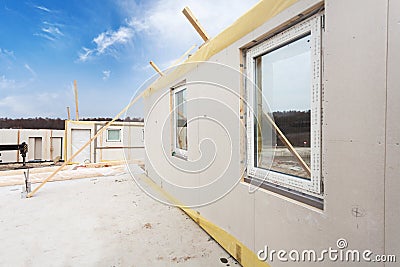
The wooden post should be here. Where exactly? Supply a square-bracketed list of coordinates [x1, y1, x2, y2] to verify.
[16, 129, 20, 162]
[27, 90, 145, 198]
[50, 130, 53, 160]
[66, 107, 71, 121]
[149, 61, 164, 76]
[182, 7, 210, 42]
[73, 80, 79, 121]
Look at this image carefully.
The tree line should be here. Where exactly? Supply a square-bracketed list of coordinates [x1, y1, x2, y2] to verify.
[258, 110, 311, 147]
[274, 110, 311, 147]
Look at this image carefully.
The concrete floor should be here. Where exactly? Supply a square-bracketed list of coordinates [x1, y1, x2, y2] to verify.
[0, 168, 239, 267]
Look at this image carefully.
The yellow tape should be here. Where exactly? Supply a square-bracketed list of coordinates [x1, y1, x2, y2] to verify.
[137, 173, 270, 267]
[143, 0, 298, 98]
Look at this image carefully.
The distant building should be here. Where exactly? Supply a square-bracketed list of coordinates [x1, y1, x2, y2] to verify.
[65, 120, 144, 164]
[0, 129, 64, 163]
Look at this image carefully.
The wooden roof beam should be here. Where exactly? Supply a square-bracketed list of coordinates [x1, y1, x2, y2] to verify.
[182, 6, 210, 42]
[73, 80, 79, 121]
[149, 61, 164, 77]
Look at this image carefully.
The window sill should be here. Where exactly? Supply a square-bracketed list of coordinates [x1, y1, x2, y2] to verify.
[172, 151, 187, 161]
[244, 176, 323, 210]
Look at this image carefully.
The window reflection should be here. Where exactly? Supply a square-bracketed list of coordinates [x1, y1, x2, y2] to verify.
[174, 89, 187, 151]
[255, 34, 311, 179]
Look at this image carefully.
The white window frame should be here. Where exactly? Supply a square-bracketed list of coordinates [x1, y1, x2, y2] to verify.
[172, 86, 188, 158]
[246, 13, 323, 196]
[106, 128, 121, 142]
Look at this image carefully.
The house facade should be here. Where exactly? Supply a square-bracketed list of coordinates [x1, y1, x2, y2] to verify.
[142, 0, 399, 266]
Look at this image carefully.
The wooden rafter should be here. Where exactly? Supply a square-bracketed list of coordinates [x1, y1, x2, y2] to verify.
[149, 61, 164, 76]
[182, 7, 210, 42]
[73, 80, 79, 121]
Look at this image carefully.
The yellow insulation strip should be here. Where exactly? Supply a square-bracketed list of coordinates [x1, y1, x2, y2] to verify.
[137, 173, 270, 267]
[144, 0, 298, 97]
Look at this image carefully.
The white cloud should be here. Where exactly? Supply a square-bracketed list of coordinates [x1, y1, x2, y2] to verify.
[34, 5, 52, 13]
[127, 18, 149, 32]
[102, 70, 111, 80]
[34, 21, 64, 42]
[0, 49, 36, 91]
[78, 47, 94, 62]
[78, 26, 134, 62]
[24, 64, 37, 77]
[0, 91, 72, 118]
[43, 21, 64, 27]
[34, 32, 56, 42]
[42, 26, 64, 36]
[0, 75, 16, 90]
[94, 27, 133, 53]
[113, 0, 259, 72]
[78, 0, 258, 64]
[127, 0, 259, 49]
[0, 71, 36, 91]
[0, 48, 15, 59]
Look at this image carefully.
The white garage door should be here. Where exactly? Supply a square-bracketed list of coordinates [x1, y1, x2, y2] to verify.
[71, 129, 91, 163]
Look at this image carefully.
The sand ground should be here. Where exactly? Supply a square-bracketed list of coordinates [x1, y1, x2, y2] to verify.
[0, 166, 238, 267]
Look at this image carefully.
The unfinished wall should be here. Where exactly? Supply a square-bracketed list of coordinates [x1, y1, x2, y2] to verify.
[65, 121, 144, 164]
[0, 129, 64, 163]
[143, 0, 398, 266]
[385, 0, 400, 257]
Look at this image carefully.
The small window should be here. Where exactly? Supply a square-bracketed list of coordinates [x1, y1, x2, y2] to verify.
[246, 13, 323, 199]
[107, 129, 121, 142]
[172, 86, 187, 158]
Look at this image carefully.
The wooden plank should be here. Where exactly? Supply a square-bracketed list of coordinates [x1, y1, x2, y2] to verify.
[149, 61, 164, 76]
[182, 7, 210, 42]
[66, 107, 71, 120]
[73, 80, 79, 121]
[50, 130, 53, 160]
[16, 129, 20, 162]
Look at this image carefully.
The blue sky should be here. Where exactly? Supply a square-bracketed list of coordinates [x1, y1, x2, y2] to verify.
[0, 0, 258, 119]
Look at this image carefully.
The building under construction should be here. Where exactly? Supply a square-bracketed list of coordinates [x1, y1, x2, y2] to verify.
[141, 0, 400, 266]
[0, 0, 399, 266]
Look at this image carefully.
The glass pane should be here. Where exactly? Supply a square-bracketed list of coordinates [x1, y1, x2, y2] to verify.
[108, 129, 120, 141]
[175, 89, 187, 151]
[255, 34, 311, 179]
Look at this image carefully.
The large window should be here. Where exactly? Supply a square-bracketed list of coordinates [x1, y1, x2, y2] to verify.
[246, 13, 323, 197]
[172, 86, 187, 158]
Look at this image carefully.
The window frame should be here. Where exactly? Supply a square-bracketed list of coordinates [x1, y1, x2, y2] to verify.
[245, 13, 323, 197]
[106, 128, 121, 142]
[171, 85, 188, 159]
